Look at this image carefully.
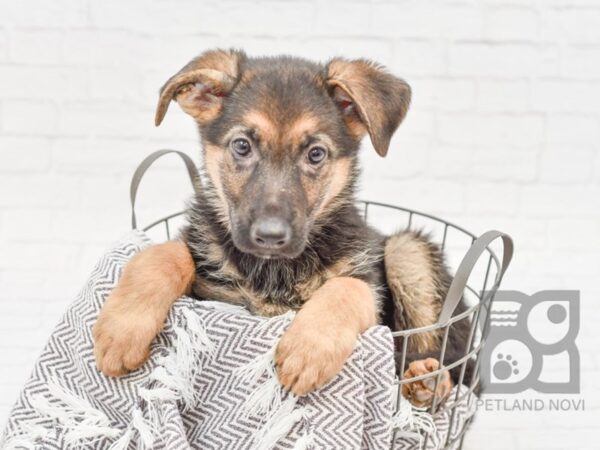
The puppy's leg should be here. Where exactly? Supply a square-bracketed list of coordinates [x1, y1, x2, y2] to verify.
[93, 241, 195, 376]
[384, 231, 458, 407]
[276, 277, 377, 396]
[384, 230, 450, 353]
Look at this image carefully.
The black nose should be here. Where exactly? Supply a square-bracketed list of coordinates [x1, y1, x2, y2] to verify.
[250, 217, 292, 250]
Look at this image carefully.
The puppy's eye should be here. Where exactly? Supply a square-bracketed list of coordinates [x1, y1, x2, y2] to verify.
[231, 138, 252, 157]
[307, 146, 327, 165]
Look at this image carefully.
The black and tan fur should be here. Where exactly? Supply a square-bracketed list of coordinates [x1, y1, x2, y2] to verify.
[93, 49, 472, 405]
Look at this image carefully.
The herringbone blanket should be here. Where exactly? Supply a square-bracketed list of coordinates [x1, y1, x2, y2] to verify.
[1, 231, 476, 450]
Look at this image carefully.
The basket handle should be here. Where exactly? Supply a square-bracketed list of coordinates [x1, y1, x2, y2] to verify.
[130, 149, 200, 229]
[437, 230, 514, 325]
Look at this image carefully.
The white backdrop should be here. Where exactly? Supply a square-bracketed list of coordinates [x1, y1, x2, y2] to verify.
[1, 1, 599, 448]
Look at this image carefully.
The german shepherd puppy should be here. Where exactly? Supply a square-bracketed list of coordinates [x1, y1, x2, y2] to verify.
[93, 49, 471, 407]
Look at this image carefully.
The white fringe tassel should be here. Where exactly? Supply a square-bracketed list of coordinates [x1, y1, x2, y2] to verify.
[132, 407, 156, 449]
[149, 309, 214, 409]
[254, 397, 306, 450]
[30, 380, 122, 444]
[235, 314, 308, 450]
[3, 379, 124, 448]
[136, 308, 215, 444]
[391, 394, 437, 450]
[107, 427, 134, 450]
[4, 308, 214, 450]
[106, 407, 155, 450]
[237, 346, 282, 418]
[292, 431, 313, 450]
[2, 418, 52, 450]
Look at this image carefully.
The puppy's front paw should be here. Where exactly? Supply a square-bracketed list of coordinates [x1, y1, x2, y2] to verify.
[275, 316, 356, 396]
[93, 296, 159, 377]
[401, 357, 453, 408]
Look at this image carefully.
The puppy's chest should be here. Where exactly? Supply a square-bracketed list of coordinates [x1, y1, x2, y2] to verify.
[190, 257, 329, 317]
[191, 268, 323, 317]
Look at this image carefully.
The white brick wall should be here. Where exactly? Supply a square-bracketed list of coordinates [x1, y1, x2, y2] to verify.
[1, 1, 599, 448]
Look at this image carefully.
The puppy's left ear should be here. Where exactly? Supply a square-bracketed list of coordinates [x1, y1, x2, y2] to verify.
[326, 59, 411, 157]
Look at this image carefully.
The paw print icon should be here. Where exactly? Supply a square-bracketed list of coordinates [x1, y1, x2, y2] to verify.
[494, 353, 520, 380]
[481, 290, 580, 394]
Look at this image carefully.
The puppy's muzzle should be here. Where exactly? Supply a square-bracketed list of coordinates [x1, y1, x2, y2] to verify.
[250, 217, 292, 252]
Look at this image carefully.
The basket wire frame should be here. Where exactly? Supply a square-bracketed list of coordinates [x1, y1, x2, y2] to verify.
[140, 201, 504, 450]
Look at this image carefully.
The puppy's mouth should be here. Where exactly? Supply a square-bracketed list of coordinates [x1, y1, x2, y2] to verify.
[232, 237, 307, 260]
[246, 250, 294, 260]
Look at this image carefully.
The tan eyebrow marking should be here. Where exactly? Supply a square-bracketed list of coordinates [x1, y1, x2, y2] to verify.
[288, 114, 319, 142]
[243, 110, 277, 144]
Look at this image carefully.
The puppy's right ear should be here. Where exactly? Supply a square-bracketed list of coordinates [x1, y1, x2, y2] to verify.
[155, 49, 246, 126]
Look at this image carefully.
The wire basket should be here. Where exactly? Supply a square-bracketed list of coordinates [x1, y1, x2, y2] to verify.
[130, 150, 513, 450]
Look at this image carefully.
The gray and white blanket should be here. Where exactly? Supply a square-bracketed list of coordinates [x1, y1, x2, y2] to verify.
[1, 231, 476, 450]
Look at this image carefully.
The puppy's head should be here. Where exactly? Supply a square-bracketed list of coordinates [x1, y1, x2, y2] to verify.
[156, 49, 410, 259]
